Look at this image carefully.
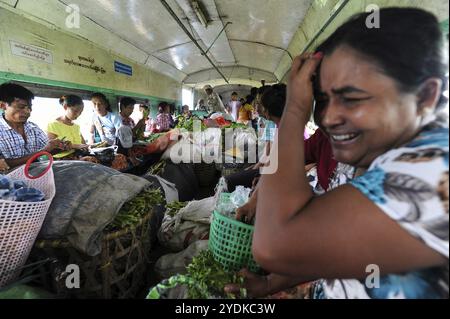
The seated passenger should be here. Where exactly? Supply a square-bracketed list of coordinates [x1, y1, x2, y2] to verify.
[195, 99, 207, 112]
[47, 95, 88, 151]
[237, 95, 254, 125]
[181, 105, 192, 118]
[225, 84, 287, 191]
[258, 84, 286, 166]
[119, 96, 146, 139]
[253, 86, 270, 138]
[0, 83, 66, 169]
[89, 92, 121, 145]
[139, 104, 151, 132]
[229, 8, 449, 299]
[154, 102, 172, 132]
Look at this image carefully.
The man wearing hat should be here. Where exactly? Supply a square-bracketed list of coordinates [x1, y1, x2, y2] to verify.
[203, 84, 227, 114]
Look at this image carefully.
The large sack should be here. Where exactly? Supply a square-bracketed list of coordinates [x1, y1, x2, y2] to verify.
[141, 174, 179, 243]
[154, 240, 208, 279]
[33, 161, 150, 256]
[142, 174, 179, 204]
[157, 161, 199, 202]
[157, 197, 214, 252]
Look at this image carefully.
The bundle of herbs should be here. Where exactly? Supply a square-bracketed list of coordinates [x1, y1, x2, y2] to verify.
[145, 133, 166, 144]
[165, 201, 188, 217]
[176, 116, 207, 131]
[106, 188, 164, 231]
[147, 160, 166, 176]
[185, 250, 247, 299]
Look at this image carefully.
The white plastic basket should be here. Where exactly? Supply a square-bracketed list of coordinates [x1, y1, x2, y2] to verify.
[0, 152, 55, 287]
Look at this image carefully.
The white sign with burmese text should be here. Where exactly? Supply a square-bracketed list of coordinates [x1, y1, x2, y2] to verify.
[10, 40, 53, 64]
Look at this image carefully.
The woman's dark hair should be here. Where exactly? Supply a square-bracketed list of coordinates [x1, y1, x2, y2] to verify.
[140, 104, 149, 110]
[315, 7, 448, 110]
[119, 97, 136, 111]
[158, 101, 168, 113]
[257, 85, 270, 96]
[60, 95, 83, 107]
[91, 92, 112, 112]
[245, 95, 255, 105]
[0, 83, 34, 105]
[261, 84, 286, 118]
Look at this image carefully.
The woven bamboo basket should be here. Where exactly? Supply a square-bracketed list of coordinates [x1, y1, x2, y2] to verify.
[28, 209, 154, 299]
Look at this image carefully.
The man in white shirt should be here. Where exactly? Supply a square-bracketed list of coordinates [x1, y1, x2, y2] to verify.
[203, 85, 227, 114]
[226, 92, 241, 122]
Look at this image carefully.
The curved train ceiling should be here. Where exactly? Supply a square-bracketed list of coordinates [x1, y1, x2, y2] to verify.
[0, 0, 448, 89]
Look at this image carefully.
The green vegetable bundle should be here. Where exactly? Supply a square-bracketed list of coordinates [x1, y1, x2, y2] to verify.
[165, 201, 187, 217]
[147, 159, 166, 176]
[223, 122, 248, 129]
[185, 250, 246, 299]
[106, 188, 164, 231]
[176, 116, 207, 131]
[145, 133, 166, 144]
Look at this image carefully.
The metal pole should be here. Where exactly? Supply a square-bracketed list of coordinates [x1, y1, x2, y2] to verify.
[205, 22, 232, 54]
[160, 0, 229, 83]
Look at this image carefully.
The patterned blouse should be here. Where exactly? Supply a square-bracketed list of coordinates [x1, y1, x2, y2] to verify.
[0, 115, 48, 159]
[319, 115, 449, 299]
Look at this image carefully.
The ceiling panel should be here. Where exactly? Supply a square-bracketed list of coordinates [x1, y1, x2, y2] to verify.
[216, 0, 312, 48]
[229, 41, 283, 73]
[68, 0, 192, 52]
[183, 66, 278, 84]
[4, 0, 314, 83]
[152, 42, 211, 74]
[175, 0, 235, 64]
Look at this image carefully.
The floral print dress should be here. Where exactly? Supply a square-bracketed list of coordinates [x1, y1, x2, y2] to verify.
[319, 116, 449, 299]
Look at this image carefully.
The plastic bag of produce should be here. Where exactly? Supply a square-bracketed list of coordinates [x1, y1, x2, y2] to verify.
[157, 197, 214, 251]
[154, 240, 208, 279]
[215, 186, 252, 217]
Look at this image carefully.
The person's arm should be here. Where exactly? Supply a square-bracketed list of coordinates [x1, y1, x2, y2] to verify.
[46, 122, 58, 141]
[47, 132, 58, 140]
[4, 139, 63, 169]
[0, 157, 10, 172]
[254, 53, 446, 279]
[4, 155, 35, 169]
[113, 114, 123, 136]
[249, 141, 271, 170]
[71, 143, 89, 150]
[132, 118, 146, 136]
[88, 124, 96, 144]
[264, 141, 272, 157]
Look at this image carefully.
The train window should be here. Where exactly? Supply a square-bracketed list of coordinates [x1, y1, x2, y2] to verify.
[78, 100, 96, 142]
[130, 104, 144, 125]
[182, 87, 194, 110]
[28, 97, 63, 131]
[28, 97, 95, 142]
